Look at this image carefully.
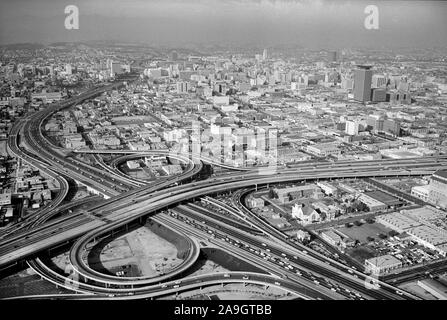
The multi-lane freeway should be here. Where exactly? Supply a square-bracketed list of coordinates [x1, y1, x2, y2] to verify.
[1, 80, 445, 300]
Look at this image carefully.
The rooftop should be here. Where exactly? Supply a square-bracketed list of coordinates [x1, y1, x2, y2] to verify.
[365, 254, 402, 268]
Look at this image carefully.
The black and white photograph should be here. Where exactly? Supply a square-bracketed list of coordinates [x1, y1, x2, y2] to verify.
[0, 0, 447, 310]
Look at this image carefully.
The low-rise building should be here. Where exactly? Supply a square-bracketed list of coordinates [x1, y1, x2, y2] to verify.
[0, 193, 11, 206]
[411, 185, 430, 202]
[358, 193, 387, 211]
[365, 254, 402, 276]
[320, 230, 347, 250]
[296, 230, 311, 242]
[428, 170, 447, 209]
[274, 184, 319, 203]
[306, 143, 340, 157]
[292, 204, 321, 225]
[247, 197, 265, 209]
[317, 181, 338, 196]
[377, 211, 447, 256]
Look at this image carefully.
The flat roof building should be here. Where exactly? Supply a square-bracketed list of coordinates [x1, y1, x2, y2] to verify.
[365, 254, 402, 276]
[353, 65, 373, 102]
[358, 193, 387, 211]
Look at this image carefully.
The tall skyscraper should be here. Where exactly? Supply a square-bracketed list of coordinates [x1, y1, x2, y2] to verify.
[65, 64, 72, 75]
[110, 62, 122, 77]
[345, 120, 359, 135]
[327, 51, 339, 62]
[262, 48, 268, 60]
[353, 65, 373, 102]
[170, 51, 178, 61]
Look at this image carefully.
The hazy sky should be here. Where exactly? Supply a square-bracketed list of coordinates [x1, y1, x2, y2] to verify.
[0, 0, 446, 48]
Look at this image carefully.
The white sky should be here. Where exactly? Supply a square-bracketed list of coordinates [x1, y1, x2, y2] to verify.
[0, 0, 446, 48]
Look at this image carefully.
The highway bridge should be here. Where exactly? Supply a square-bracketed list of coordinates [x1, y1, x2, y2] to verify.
[1, 81, 445, 300]
[0, 166, 441, 300]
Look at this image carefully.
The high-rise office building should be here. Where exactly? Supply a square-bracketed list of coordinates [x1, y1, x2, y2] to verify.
[110, 62, 123, 77]
[327, 51, 339, 62]
[65, 64, 72, 75]
[382, 119, 401, 136]
[345, 120, 359, 136]
[176, 81, 189, 94]
[263, 49, 268, 60]
[372, 74, 386, 88]
[428, 170, 447, 208]
[170, 51, 178, 61]
[353, 65, 373, 102]
[341, 76, 354, 90]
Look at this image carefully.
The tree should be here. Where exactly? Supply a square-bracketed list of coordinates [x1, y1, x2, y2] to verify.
[388, 230, 399, 237]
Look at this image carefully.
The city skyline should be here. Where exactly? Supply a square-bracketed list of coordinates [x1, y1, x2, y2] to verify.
[1, 0, 447, 305]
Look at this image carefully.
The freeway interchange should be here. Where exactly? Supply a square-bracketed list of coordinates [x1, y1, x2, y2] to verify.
[1, 82, 447, 300]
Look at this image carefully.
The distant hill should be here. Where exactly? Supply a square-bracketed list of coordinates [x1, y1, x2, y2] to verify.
[0, 43, 45, 50]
